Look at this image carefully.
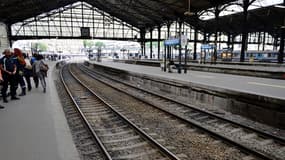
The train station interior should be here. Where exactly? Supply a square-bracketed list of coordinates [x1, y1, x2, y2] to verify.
[0, 0, 285, 160]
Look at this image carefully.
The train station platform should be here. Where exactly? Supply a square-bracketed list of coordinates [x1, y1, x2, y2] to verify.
[89, 60, 285, 100]
[114, 59, 285, 79]
[86, 60, 285, 129]
[0, 62, 80, 160]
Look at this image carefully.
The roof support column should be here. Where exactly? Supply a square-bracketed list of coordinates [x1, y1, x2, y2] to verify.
[150, 29, 153, 59]
[227, 33, 231, 49]
[278, 28, 284, 63]
[103, 12, 106, 37]
[262, 32, 266, 51]
[7, 24, 12, 47]
[273, 35, 278, 51]
[35, 17, 38, 37]
[167, 23, 171, 60]
[158, 26, 161, 60]
[203, 32, 207, 43]
[213, 6, 220, 64]
[193, 27, 198, 60]
[231, 35, 235, 50]
[240, 0, 252, 62]
[257, 31, 261, 50]
[178, 19, 182, 74]
[59, 9, 62, 37]
[278, 1, 285, 64]
[140, 29, 146, 56]
[218, 32, 222, 50]
[47, 16, 51, 37]
[71, 6, 74, 37]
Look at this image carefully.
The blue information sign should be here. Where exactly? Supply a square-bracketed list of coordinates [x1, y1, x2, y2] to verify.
[164, 38, 180, 46]
[201, 44, 215, 49]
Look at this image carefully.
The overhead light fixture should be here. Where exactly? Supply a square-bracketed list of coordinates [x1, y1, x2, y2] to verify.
[274, 5, 285, 9]
[184, 0, 195, 16]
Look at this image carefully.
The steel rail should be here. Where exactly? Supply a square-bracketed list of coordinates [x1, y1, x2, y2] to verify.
[79, 63, 281, 160]
[80, 63, 285, 143]
[68, 64, 181, 160]
[60, 65, 112, 160]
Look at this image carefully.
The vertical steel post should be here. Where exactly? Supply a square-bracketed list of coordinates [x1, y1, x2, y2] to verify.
[278, 0, 285, 63]
[131, 26, 134, 39]
[48, 16, 50, 37]
[71, 6, 74, 37]
[178, 20, 182, 74]
[278, 29, 285, 63]
[227, 33, 231, 49]
[194, 27, 198, 60]
[257, 31, 261, 50]
[262, 32, 266, 51]
[184, 45, 187, 74]
[7, 24, 12, 47]
[231, 34, 235, 50]
[35, 17, 38, 37]
[167, 23, 171, 60]
[164, 46, 167, 72]
[150, 29, 153, 59]
[140, 30, 146, 56]
[113, 17, 115, 38]
[103, 12, 105, 37]
[158, 26, 161, 60]
[240, 0, 249, 62]
[122, 23, 125, 38]
[59, 8, 62, 36]
[214, 6, 219, 64]
[92, 7, 94, 37]
[22, 22, 25, 36]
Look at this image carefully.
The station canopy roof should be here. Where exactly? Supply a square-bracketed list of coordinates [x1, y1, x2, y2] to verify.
[0, 0, 235, 29]
[187, 3, 285, 35]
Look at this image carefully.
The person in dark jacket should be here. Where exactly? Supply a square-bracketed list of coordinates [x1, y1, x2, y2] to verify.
[23, 53, 33, 91]
[0, 49, 20, 103]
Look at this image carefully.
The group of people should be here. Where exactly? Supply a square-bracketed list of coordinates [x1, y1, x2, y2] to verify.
[0, 48, 49, 109]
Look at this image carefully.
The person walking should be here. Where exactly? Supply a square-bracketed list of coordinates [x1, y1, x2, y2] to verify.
[31, 53, 39, 88]
[13, 48, 26, 96]
[33, 55, 48, 93]
[0, 49, 20, 103]
[23, 53, 33, 91]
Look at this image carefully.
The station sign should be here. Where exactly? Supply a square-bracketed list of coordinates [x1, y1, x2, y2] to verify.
[201, 44, 215, 49]
[164, 38, 180, 46]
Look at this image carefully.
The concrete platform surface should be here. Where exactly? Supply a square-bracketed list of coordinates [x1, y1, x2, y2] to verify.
[0, 62, 80, 160]
[90, 61, 285, 100]
[116, 59, 285, 71]
[187, 62, 285, 72]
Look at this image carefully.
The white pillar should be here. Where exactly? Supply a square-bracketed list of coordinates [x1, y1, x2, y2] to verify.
[0, 22, 9, 52]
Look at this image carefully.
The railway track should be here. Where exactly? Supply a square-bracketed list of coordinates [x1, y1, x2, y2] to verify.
[60, 64, 180, 160]
[77, 63, 285, 160]
[56, 76, 108, 160]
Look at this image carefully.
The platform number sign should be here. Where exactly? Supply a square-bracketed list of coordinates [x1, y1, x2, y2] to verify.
[81, 27, 90, 38]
